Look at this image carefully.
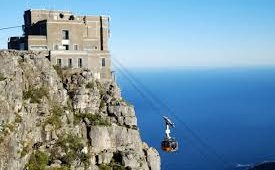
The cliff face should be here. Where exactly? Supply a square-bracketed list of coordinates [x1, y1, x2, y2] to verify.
[0, 50, 160, 170]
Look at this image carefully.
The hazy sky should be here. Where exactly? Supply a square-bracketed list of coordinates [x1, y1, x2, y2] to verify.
[0, 0, 275, 67]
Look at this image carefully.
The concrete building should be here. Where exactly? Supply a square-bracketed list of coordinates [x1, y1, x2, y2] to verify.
[8, 9, 112, 79]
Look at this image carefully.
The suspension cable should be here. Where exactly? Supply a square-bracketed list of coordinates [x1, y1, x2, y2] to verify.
[112, 62, 219, 169]
[112, 56, 232, 169]
[0, 25, 22, 31]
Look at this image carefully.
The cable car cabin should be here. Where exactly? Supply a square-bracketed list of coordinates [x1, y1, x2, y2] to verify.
[161, 116, 179, 152]
[161, 138, 178, 152]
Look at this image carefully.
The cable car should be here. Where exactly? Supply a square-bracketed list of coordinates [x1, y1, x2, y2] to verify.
[161, 116, 178, 152]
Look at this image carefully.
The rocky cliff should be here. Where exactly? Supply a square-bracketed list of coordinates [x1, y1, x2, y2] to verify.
[0, 50, 160, 170]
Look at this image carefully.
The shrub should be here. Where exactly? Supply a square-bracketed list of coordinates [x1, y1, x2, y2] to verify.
[56, 134, 90, 166]
[26, 150, 49, 170]
[98, 164, 125, 170]
[51, 105, 64, 117]
[23, 86, 49, 103]
[99, 164, 112, 170]
[85, 114, 110, 126]
[44, 105, 64, 129]
[74, 113, 110, 126]
[21, 142, 32, 158]
[0, 122, 16, 144]
[44, 114, 62, 129]
[99, 100, 106, 110]
[15, 113, 22, 123]
[86, 81, 95, 89]
[49, 167, 70, 170]
[57, 134, 83, 153]
[113, 165, 126, 170]
[0, 73, 5, 81]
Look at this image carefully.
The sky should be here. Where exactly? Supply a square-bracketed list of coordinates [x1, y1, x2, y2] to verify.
[0, 0, 275, 68]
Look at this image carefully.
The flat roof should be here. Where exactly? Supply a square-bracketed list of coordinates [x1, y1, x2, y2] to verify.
[25, 9, 110, 18]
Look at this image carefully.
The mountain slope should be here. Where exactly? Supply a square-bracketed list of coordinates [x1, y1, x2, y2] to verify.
[0, 50, 160, 170]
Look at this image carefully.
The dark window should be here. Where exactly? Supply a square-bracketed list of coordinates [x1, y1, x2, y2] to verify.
[59, 13, 64, 19]
[62, 30, 69, 40]
[68, 58, 72, 68]
[69, 15, 75, 20]
[78, 58, 83, 68]
[57, 59, 62, 67]
[74, 44, 78, 50]
[101, 58, 106, 67]
[63, 45, 69, 50]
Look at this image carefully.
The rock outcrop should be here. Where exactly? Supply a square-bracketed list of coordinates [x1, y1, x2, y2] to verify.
[0, 50, 160, 170]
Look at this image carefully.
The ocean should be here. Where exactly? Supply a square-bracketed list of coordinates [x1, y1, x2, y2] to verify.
[115, 67, 275, 170]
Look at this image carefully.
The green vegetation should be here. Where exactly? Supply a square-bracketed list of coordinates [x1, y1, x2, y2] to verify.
[56, 134, 90, 167]
[98, 152, 125, 170]
[26, 148, 72, 170]
[86, 81, 95, 89]
[44, 105, 64, 129]
[99, 100, 106, 110]
[23, 86, 49, 103]
[21, 142, 32, 158]
[99, 164, 112, 170]
[113, 165, 126, 170]
[0, 73, 5, 81]
[15, 113, 23, 123]
[53, 65, 70, 78]
[65, 99, 74, 112]
[51, 105, 64, 117]
[44, 114, 62, 129]
[74, 113, 110, 126]
[26, 150, 49, 170]
[98, 163, 126, 170]
[49, 167, 70, 170]
[0, 121, 17, 144]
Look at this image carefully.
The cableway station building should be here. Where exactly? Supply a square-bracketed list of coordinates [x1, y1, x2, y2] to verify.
[8, 9, 112, 79]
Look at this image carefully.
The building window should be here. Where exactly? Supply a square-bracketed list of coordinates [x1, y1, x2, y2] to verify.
[69, 15, 75, 20]
[68, 58, 72, 68]
[74, 44, 78, 50]
[57, 59, 62, 67]
[60, 13, 64, 19]
[78, 58, 83, 68]
[63, 45, 69, 50]
[62, 30, 69, 40]
[101, 58, 106, 67]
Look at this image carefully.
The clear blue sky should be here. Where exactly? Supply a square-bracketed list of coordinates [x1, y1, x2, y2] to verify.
[0, 0, 275, 67]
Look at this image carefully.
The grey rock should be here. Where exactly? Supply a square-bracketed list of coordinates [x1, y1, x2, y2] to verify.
[0, 50, 160, 170]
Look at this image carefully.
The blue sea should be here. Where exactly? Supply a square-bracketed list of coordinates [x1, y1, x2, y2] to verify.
[115, 67, 275, 170]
